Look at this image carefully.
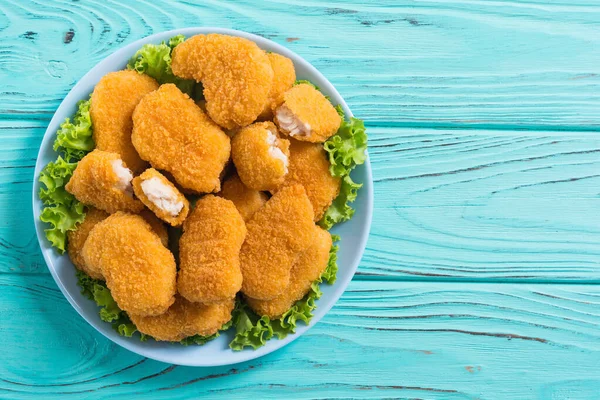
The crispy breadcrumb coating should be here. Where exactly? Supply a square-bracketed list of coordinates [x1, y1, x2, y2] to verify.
[139, 209, 169, 247]
[240, 184, 314, 300]
[247, 226, 332, 318]
[231, 121, 290, 191]
[132, 168, 190, 227]
[90, 70, 158, 173]
[259, 53, 296, 120]
[273, 83, 341, 143]
[171, 34, 273, 129]
[65, 149, 144, 214]
[132, 84, 230, 193]
[67, 207, 109, 280]
[275, 140, 341, 221]
[82, 212, 176, 316]
[129, 296, 234, 341]
[219, 174, 267, 221]
[178, 196, 246, 304]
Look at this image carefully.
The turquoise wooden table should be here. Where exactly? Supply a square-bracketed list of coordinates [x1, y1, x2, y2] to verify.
[2, 0, 600, 398]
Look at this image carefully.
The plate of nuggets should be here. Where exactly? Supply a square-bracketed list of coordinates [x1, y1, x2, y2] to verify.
[33, 28, 372, 366]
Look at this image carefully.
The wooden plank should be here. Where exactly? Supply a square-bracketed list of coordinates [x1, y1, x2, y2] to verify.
[1, 0, 600, 128]
[2, 275, 600, 399]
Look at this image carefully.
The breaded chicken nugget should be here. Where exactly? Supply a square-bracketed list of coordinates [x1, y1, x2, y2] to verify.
[65, 150, 144, 214]
[132, 84, 230, 193]
[259, 53, 296, 120]
[132, 168, 190, 226]
[129, 296, 234, 342]
[139, 209, 169, 247]
[91, 70, 159, 173]
[240, 184, 314, 300]
[178, 196, 246, 303]
[273, 83, 341, 143]
[171, 34, 273, 129]
[219, 174, 267, 221]
[82, 212, 176, 316]
[67, 207, 109, 280]
[231, 121, 290, 191]
[275, 140, 341, 221]
[247, 227, 332, 318]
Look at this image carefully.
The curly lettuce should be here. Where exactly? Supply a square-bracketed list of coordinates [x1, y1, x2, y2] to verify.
[230, 238, 340, 351]
[39, 98, 93, 253]
[127, 34, 195, 96]
[324, 116, 367, 178]
[319, 175, 362, 230]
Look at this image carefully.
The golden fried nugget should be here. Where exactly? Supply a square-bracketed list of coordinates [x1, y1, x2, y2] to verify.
[259, 53, 296, 120]
[231, 122, 290, 191]
[171, 34, 273, 129]
[132, 168, 190, 227]
[240, 184, 315, 300]
[65, 150, 144, 214]
[129, 296, 234, 341]
[67, 207, 109, 280]
[273, 83, 341, 143]
[139, 209, 169, 247]
[132, 84, 230, 193]
[247, 227, 332, 318]
[91, 70, 159, 173]
[82, 212, 176, 316]
[219, 174, 267, 221]
[178, 196, 246, 303]
[275, 140, 341, 221]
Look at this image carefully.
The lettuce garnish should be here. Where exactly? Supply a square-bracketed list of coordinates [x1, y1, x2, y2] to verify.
[230, 237, 340, 351]
[39, 98, 93, 253]
[127, 34, 195, 96]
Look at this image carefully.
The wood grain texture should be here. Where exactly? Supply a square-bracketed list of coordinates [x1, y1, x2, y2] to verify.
[1, 0, 600, 128]
[3, 275, 600, 399]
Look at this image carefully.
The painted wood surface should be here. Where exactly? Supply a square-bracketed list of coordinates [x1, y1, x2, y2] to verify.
[2, 0, 600, 398]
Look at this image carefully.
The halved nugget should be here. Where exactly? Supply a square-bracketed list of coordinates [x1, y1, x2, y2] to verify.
[231, 121, 290, 191]
[259, 52, 296, 120]
[91, 70, 159, 173]
[247, 226, 332, 318]
[67, 207, 109, 280]
[132, 168, 189, 226]
[219, 174, 267, 221]
[65, 149, 144, 214]
[132, 83, 230, 193]
[82, 212, 177, 316]
[275, 140, 341, 221]
[273, 83, 341, 143]
[178, 196, 246, 304]
[240, 184, 315, 300]
[129, 296, 234, 342]
[171, 34, 273, 129]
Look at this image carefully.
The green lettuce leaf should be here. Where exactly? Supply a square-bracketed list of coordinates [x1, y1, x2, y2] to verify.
[230, 239, 340, 350]
[294, 79, 320, 90]
[39, 202, 85, 253]
[127, 34, 195, 96]
[324, 117, 367, 178]
[53, 98, 94, 162]
[180, 333, 220, 346]
[39, 156, 77, 206]
[319, 174, 362, 230]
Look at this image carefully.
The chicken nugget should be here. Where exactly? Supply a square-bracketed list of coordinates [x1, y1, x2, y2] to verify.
[132, 83, 230, 193]
[247, 227, 332, 318]
[65, 149, 144, 214]
[231, 121, 290, 191]
[91, 70, 159, 173]
[171, 34, 273, 129]
[139, 209, 169, 247]
[273, 83, 341, 143]
[178, 196, 246, 303]
[129, 296, 234, 341]
[219, 174, 267, 221]
[240, 184, 314, 300]
[275, 140, 341, 221]
[259, 53, 296, 120]
[67, 207, 109, 280]
[132, 168, 190, 226]
[82, 212, 176, 316]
